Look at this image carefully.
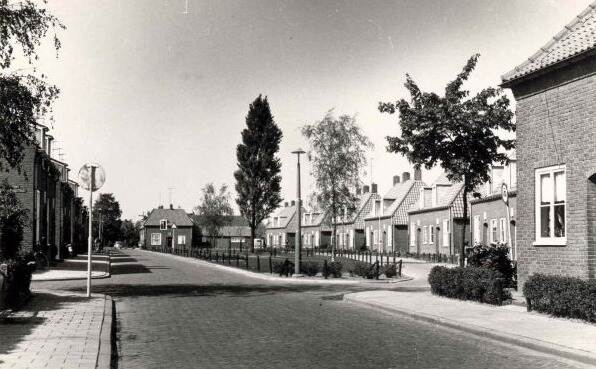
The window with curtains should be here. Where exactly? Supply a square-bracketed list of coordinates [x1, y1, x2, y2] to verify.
[490, 219, 498, 243]
[151, 233, 161, 246]
[473, 215, 481, 244]
[442, 219, 450, 246]
[410, 223, 416, 246]
[499, 218, 507, 243]
[423, 226, 428, 244]
[535, 165, 566, 245]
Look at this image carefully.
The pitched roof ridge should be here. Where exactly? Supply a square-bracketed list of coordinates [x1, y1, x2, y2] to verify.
[502, 0, 596, 84]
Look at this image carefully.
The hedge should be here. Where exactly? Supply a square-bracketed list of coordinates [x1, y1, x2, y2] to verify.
[466, 243, 515, 288]
[300, 261, 319, 277]
[428, 266, 511, 305]
[1, 257, 35, 309]
[523, 274, 596, 322]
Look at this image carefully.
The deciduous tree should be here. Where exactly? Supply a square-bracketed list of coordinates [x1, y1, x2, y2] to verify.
[92, 193, 122, 247]
[302, 111, 372, 258]
[0, 179, 28, 259]
[194, 183, 234, 248]
[379, 54, 515, 266]
[234, 95, 283, 253]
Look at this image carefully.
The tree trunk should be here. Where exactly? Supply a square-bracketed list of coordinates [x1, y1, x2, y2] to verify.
[331, 212, 337, 262]
[249, 224, 255, 255]
[460, 177, 469, 267]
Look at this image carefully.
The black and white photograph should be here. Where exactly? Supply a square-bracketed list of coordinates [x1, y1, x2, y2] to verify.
[1, 0, 596, 368]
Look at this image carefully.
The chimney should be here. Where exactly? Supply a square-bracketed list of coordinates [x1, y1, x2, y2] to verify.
[284, 202, 289, 207]
[393, 175, 401, 185]
[169, 204, 174, 210]
[414, 168, 422, 181]
[371, 183, 378, 194]
[158, 205, 164, 209]
[356, 187, 362, 195]
[402, 172, 411, 182]
[363, 185, 370, 193]
[291, 200, 296, 206]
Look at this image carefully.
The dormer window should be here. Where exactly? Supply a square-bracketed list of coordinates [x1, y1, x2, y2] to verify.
[160, 219, 168, 230]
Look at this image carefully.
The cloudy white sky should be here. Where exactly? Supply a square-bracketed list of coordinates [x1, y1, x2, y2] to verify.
[23, 0, 593, 219]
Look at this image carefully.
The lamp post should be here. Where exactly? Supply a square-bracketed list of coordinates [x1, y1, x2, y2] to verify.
[292, 148, 306, 276]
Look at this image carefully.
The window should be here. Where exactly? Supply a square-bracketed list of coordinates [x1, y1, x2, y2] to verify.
[423, 226, 428, 244]
[430, 226, 434, 244]
[499, 218, 507, 243]
[535, 165, 566, 245]
[490, 219, 498, 243]
[151, 233, 162, 246]
[159, 219, 168, 230]
[410, 222, 416, 246]
[177, 235, 186, 245]
[442, 219, 450, 246]
[473, 215, 481, 244]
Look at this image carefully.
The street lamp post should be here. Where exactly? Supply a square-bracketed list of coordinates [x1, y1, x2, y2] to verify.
[292, 148, 306, 276]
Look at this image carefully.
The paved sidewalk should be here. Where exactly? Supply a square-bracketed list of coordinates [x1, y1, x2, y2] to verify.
[32, 270, 109, 282]
[0, 290, 112, 369]
[345, 290, 596, 366]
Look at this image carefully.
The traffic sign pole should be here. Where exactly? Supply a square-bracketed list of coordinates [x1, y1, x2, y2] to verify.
[87, 166, 95, 298]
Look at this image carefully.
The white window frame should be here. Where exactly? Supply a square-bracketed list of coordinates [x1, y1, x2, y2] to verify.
[499, 218, 507, 243]
[422, 226, 428, 244]
[410, 222, 416, 246]
[442, 219, 450, 246]
[160, 219, 168, 230]
[473, 215, 481, 244]
[490, 219, 498, 244]
[534, 165, 566, 246]
[177, 235, 186, 245]
[151, 233, 162, 246]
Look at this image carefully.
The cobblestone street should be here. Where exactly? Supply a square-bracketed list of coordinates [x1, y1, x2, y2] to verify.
[32, 250, 588, 369]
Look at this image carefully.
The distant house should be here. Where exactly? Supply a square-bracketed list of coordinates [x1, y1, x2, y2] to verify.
[191, 215, 253, 250]
[500, 2, 596, 285]
[301, 207, 331, 249]
[334, 185, 380, 250]
[469, 153, 517, 254]
[364, 170, 425, 254]
[140, 206, 194, 251]
[407, 173, 469, 257]
[264, 201, 306, 248]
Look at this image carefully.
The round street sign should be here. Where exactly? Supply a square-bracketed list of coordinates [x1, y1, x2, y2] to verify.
[501, 183, 509, 204]
[79, 163, 105, 192]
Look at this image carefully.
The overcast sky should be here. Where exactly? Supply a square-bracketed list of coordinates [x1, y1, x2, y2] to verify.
[25, 0, 593, 219]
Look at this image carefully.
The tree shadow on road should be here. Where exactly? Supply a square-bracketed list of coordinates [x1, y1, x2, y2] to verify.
[61, 283, 370, 299]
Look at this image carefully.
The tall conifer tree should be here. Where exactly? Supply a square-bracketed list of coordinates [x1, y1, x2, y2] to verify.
[234, 95, 283, 252]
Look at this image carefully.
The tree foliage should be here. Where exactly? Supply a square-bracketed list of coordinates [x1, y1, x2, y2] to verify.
[234, 95, 283, 252]
[0, 0, 63, 172]
[302, 111, 372, 254]
[0, 179, 28, 259]
[120, 219, 140, 248]
[379, 54, 515, 265]
[92, 193, 122, 246]
[195, 183, 234, 245]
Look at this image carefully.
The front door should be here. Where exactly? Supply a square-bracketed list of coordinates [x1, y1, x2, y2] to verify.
[167, 237, 173, 249]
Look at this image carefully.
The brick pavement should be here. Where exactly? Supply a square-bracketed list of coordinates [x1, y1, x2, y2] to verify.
[0, 291, 110, 369]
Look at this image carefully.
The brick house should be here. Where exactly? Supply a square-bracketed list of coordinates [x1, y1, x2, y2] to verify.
[469, 154, 518, 256]
[501, 1, 596, 285]
[140, 206, 194, 251]
[407, 173, 469, 257]
[264, 201, 305, 248]
[0, 125, 62, 255]
[364, 170, 425, 254]
[191, 215, 254, 250]
[334, 186, 380, 250]
[300, 207, 332, 249]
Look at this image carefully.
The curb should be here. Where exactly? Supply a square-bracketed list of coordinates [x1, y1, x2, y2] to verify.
[344, 294, 596, 367]
[137, 249, 413, 285]
[96, 295, 114, 369]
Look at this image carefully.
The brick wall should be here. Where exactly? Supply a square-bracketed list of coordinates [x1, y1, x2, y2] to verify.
[470, 194, 517, 250]
[509, 56, 596, 286]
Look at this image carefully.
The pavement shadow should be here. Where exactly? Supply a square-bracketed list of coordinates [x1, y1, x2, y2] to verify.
[61, 283, 363, 298]
[0, 292, 88, 363]
[109, 257, 139, 264]
[109, 263, 153, 275]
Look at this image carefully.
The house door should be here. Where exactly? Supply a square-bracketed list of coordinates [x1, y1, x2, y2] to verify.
[588, 174, 596, 279]
[416, 228, 421, 255]
[167, 237, 173, 249]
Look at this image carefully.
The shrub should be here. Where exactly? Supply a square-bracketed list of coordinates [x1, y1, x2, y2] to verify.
[466, 243, 515, 287]
[523, 274, 596, 322]
[383, 263, 398, 278]
[428, 265, 511, 305]
[351, 261, 379, 279]
[323, 261, 343, 278]
[272, 259, 294, 277]
[1, 255, 35, 309]
[300, 261, 320, 277]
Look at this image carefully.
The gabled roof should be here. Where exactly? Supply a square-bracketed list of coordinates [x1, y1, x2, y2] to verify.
[266, 205, 297, 229]
[349, 192, 374, 222]
[408, 174, 465, 214]
[143, 208, 194, 227]
[364, 180, 425, 221]
[502, 1, 596, 85]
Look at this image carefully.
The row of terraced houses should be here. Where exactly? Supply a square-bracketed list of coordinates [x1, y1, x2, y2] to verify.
[0, 124, 88, 259]
[267, 0, 596, 287]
